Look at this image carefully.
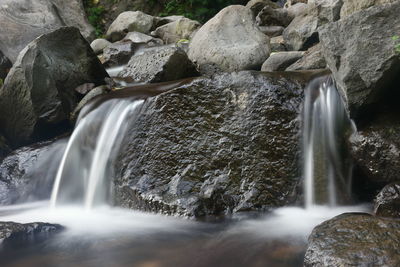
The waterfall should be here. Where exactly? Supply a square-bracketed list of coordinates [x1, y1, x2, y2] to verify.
[50, 99, 143, 209]
[302, 76, 355, 209]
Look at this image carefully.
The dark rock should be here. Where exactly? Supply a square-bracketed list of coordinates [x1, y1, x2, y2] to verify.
[256, 6, 294, 27]
[103, 40, 136, 68]
[350, 113, 400, 186]
[0, 51, 12, 81]
[114, 71, 307, 217]
[258, 26, 285, 37]
[270, 36, 287, 52]
[0, 222, 64, 249]
[261, 51, 305, 71]
[72, 85, 110, 120]
[246, 0, 281, 17]
[119, 46, 198, 84]
[0, 135, 11, 159]
[188, 5, 270, 73]
[319, 1, 400, 116]
[375, 182, 400, 218]
[0, 27, 109, 147]
[0, 0, 95, 63]
[151, 18, 201, 44]
[0, 140, 65, 205]
[304, 213, 400, 266]
[286, 44, 326, 70]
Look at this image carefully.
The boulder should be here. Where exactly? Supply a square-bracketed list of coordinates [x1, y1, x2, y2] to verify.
[114, 71, 305, 217]
[188, 6, 270, 73]
[283, 0, 343, 51]
[153, 15, 186, 28]
[340, 0, 396, 18]
[304, 213, 400, 266]
[119, 46, 199, 84]
[103, 40, 136, 68]
[258, 26, 285, 37]
[0, 222, 64, 249]
[123, 32, 163, 46]
[261, 51, 305, 71]
[246, 0, 281, 16]
[0, 140, 65, 205]
[151, 18, 201, 44]
[286, 44, 326, 70]
[0, 51, 11, 81]
[0, 27, 109, 147]
[106, 11, 155, 42]
[0, 0, 95, 63]
[319, 1, 400, 115]
[350, 113, 400, 186]
[375, 182, 400, 218]
[270, 36, 287, 52]
[90, 39, 112, 55]
[256, 6, 294, 27]
[286, 3, 308, 17]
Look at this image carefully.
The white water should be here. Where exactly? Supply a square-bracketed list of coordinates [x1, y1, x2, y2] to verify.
[302, 76, 354, 208]
[50, 99, 144, 209]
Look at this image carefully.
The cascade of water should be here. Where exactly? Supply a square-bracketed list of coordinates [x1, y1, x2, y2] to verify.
[302, 76, 355, 209]
[50, 99, 143, 209]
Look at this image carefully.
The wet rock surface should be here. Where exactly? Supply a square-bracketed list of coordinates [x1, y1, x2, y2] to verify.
[0, 0, 95, 63]
[119, 46, 198, 84]
[304, 213, 400, 267]
[374, 182, 400, 218]
[114, 71, 308, 217]
[319, 1, 400, 116]
[0, 140, 64, 205]
[0, 222, 64, 249]
[188, 5, 270, 73]
[0, 27, 109, 147]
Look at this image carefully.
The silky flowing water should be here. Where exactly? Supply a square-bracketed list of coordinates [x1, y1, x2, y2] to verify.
[0, 76, 368, 267]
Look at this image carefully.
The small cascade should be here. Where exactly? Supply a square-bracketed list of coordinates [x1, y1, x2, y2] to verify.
[50, 99, 143, 209]
[302, 76, 355, 209]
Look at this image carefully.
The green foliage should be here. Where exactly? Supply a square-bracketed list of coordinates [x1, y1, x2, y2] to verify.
[83, 0, 106, 37]
[393, 35, 400, 54]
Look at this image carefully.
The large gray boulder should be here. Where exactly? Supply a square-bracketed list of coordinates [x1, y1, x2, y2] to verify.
[340, 0, 396, 18]
[151, 18, 201, 44]
[304, 213, 400, 266]
[188, 6, 270, 73]
[319, 1, 400, 115]
[0, 27, 109, 147]
[374, 182, 400, 218]
[283, 0, 343, 51]
[261, 51, 304, 71]
[0, 0, 95, 63]
[106, 11, 155, 42]
[114, 71, 306, 217]
[0, 140, 64, 205]
[286, 44, 326, 70]
[119, 46, 199, 84]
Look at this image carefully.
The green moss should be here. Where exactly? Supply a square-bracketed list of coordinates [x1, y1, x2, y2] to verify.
[393, 35, 400, 54]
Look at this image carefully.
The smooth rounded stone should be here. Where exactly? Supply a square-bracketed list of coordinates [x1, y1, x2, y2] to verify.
[286, 44, 326, 70]
[340, 0, 396, 18]
[90, 39, 112, 55]
[71, 85, 110, 120]
[286, 2, 308, 17]
[261, 51, 304, 71]
[283, 0, 343, 51]
[119, 46, 199, 84]
[123, 32, 163, 46]
[246, 0, 281, 16]
[350, 113, 400, 186]
[0, 0, 95, 63]
[304, 213, 400, 267]
[0, 222, 64, 248]
[106, 11, 155, 42]
[0, 140, 64, 205]
[256, 6, 294, 27]
[188, 6, 270, 73]
[0, 27, 109, 147]
[114, 71, 308, 217]
[0, 51, 12, 81]
[270, 36, 287, 52]
[258, 26, 285, 37]
[319, 1, 400, 116]
[375, 182, 400, 218]
[103, 40, 136, 68]
[153, 15, 185, 28]
[151, 18, 201, 44]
